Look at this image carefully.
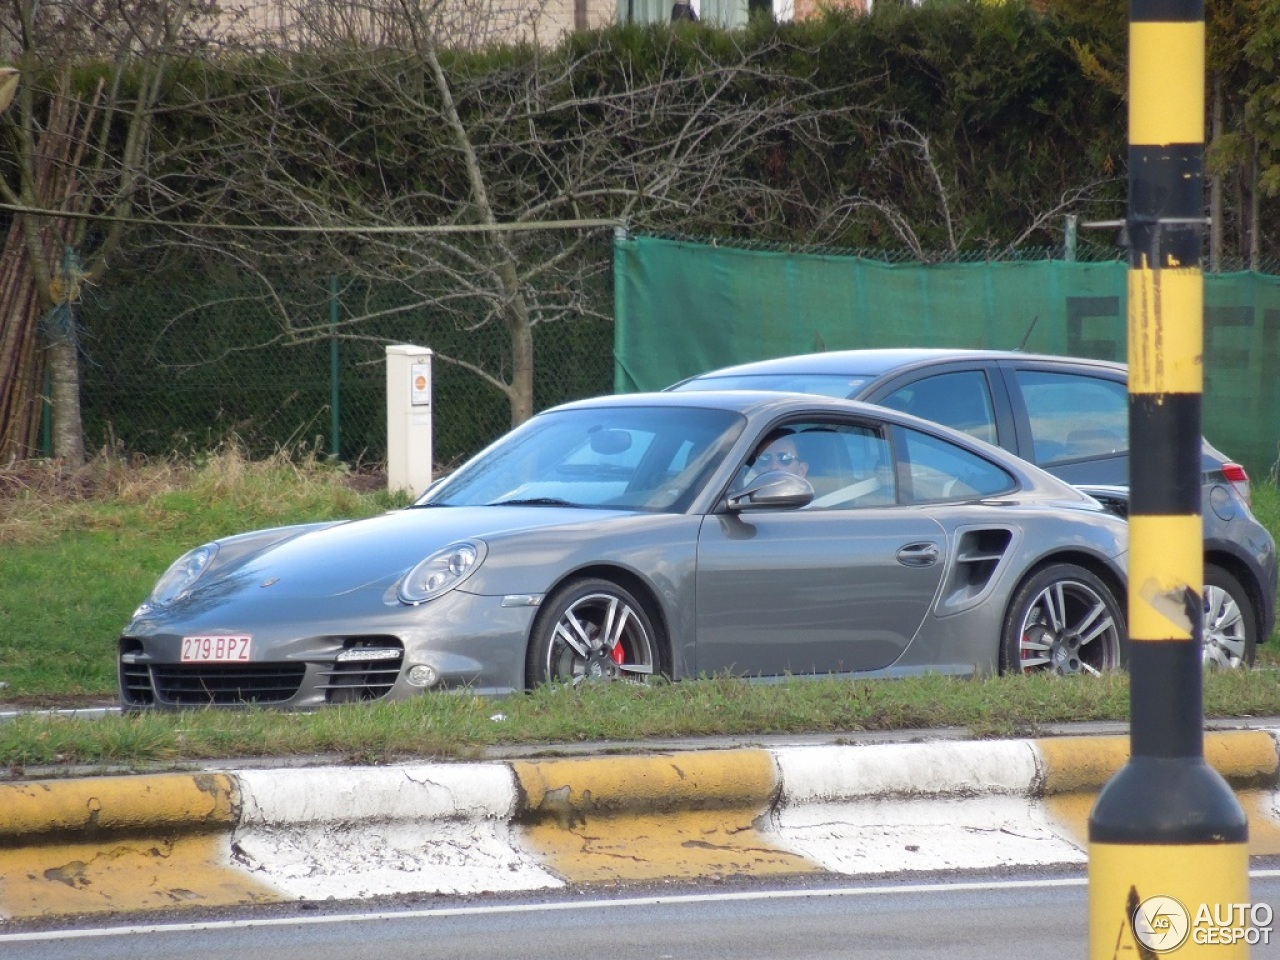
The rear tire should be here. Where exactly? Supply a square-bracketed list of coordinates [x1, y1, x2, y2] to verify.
[527, 577, 660, 688]
[1000, 563, 1126, 676]
[1202, 564, 1257, 669]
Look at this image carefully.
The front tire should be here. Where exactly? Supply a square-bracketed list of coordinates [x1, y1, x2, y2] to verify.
[1001, 563, 1126, 676]
[1202, 564, 1257, 669]
[527, 577, 660, 688]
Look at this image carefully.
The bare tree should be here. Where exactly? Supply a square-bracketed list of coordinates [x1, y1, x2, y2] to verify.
[149, 1, 875, 427]
[0, 0, 225, 463]
[807, 115, 1121, 262]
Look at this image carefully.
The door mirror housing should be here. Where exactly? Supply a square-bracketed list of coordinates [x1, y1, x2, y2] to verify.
[726, 472, 814, 511]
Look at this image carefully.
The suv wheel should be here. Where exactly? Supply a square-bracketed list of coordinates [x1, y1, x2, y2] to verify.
[1203, 564, 1257, 669]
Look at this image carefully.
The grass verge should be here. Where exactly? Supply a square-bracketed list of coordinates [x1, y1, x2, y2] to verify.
[1, 451, 1278, 770]
[3, 667, 1280, 771]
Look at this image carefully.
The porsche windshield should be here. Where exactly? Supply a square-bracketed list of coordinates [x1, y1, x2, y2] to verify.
[421, 405, 746, 512]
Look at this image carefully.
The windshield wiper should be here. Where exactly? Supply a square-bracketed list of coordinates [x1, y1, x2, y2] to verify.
[489, 497, 580, 507]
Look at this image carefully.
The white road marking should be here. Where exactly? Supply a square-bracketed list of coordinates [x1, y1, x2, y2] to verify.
[5, 871, 1279, 943]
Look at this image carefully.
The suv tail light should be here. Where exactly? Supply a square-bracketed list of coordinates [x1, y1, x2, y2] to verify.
[1222, 462, 1251, 506]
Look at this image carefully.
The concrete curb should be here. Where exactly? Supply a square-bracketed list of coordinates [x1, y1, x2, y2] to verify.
[1, 729, 1278, 921]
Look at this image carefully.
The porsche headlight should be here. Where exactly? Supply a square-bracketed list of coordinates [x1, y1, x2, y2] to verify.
[139, 543, 219, 613]
[398, 540, 486, 605]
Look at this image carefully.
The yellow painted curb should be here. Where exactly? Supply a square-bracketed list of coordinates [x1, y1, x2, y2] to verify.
[1037, 732, 1280, 856]
[0, 836, 282, 918]
[1037, 732, 1280, 794]
[0, 774, 283, 920]
[512, 750, 817, 882]
[0, 773, 238, 837]
[514, 750, 777, 815]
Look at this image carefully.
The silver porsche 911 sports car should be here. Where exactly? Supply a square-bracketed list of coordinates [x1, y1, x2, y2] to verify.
[118, 391, 1129, 709]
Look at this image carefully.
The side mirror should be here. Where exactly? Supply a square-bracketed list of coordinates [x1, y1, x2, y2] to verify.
[726, 471, 814, 511]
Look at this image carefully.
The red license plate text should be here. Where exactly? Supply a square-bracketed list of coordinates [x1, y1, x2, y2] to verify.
[181, 635, 252, 663]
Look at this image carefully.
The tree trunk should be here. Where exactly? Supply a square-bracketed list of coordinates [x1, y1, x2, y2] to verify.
[1209, 73, 1223, 273]
[46, 327, 85, 463]
[490, 245, 536, 426]
[0, 219, 46, 460]
[507, 306, 535, 427]
[1251, 139, 1261, 271]
[3, 87, 92, 464]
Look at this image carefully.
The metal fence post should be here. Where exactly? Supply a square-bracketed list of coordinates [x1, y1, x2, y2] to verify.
[329, 275, 340, 461]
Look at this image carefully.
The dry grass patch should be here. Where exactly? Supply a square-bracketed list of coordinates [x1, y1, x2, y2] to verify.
[0, 445, 394, 546]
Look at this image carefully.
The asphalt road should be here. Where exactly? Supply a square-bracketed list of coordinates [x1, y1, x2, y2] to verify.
[4, 869, 1279, 960]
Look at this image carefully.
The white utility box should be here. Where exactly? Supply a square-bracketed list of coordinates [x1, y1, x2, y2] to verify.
[385, 345, 433, 496]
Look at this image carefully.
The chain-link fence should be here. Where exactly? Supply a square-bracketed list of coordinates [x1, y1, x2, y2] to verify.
[13, 229, 1280, 473]
[66, 234, 616, 470]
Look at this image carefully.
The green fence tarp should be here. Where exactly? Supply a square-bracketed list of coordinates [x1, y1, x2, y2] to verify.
[613, 233, 1280, 478]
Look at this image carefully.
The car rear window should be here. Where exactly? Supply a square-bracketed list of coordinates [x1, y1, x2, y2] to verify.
[1014, 370, 1128, 466]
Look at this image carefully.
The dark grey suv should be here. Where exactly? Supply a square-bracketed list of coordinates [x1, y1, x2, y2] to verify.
[672, 348, 1277, 668]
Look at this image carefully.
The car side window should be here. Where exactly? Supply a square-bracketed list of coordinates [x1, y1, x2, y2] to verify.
[879, 372, 998, 446]
[795, 424, 896, 509]
[897, 427, 1016, 503]
[733, 421, 897, 509]
[1013, 371, 1129, 466]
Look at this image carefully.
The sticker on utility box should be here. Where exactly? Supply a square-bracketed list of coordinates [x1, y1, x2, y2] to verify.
[411, 363, 431, 406]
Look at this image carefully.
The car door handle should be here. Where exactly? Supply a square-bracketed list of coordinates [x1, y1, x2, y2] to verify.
[896, 543, 939, 567]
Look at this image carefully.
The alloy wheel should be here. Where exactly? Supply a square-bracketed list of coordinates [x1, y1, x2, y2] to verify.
[545, 591, 656, 686]
[1016, 579, 1122, 676]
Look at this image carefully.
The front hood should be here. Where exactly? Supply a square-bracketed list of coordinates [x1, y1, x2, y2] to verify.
[190, 505, 630, 600]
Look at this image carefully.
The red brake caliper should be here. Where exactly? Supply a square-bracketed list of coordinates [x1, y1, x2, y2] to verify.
[610, 642, 626, 665]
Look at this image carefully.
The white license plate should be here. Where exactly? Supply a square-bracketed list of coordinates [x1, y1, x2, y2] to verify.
[181, 635, 252, 663]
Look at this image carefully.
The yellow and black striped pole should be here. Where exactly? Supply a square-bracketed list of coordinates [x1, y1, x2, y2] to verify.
[1087, 0, 1249, 955]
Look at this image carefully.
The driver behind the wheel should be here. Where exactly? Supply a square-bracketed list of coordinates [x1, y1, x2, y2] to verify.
[746, 430, 809, 480]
